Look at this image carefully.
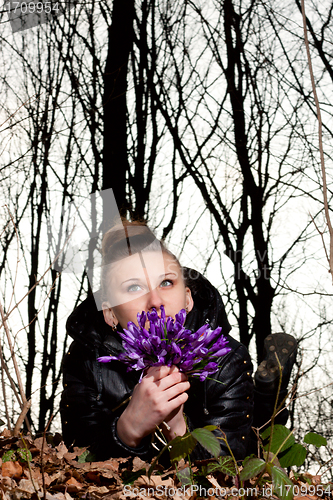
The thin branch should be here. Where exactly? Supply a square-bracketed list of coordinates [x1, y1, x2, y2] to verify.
[13, 399, 31, 437]
[0, 300, 27, 406]
[301, 0, 333, 282]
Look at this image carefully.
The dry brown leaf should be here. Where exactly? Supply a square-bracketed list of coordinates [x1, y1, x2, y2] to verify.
[294, 496, 319, 500]
[134, 475, 174, 488]
[0, 430, 12, 438]
[104, 460, 120, 473]
[49, 492, 73, 500]
[33, 437, 46, 450]
[48, 470, 67, 485]
[86, 471, 101, 484]
[86, 485, 112, 499]
[87, 485, 109, 493]
[56, 443, 68, 460]
[132, 458, 148, 473]
[132, 475, 182, 500]
[116, 486, 150, 500]
[2, 461, 23, 479]
[0, 477, 18, 490]
[72, 447, 88, 457]
[62, 452, 78, 461]
[65, 476, 83, 493]
[17, 478, 36, 495]
[98, 470, 121, 483]
[0, 491, 12, 500]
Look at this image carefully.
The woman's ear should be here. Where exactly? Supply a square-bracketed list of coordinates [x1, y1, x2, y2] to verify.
[102, 302, 118, 328]
[185, 287, 194, 313]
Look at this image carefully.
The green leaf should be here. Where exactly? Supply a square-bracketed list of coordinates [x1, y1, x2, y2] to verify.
[293, 473, 312, 485]
[242, 454, 256, 467]
[304, 432, 327, 447]
[176, 467, 192, 486]
[77, 450, 96, 463]
[0, 418, 5, 426]
[207, 456, 237, 476]
[169, 432, 197, 463]
[271, 465, 294, 500]
[278, 444, 307, 468]
[17, 448, 32, 463]
[122, 468, 146, 485]
[239, 458, 266, 481]
[261, 425, 295, 454]
[2, 450, 16, 462]
[191, 428, 220, 458]
[203, 425, 218, 432]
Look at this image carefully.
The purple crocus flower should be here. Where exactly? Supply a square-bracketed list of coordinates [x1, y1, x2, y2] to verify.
[98, 305, 231, 381]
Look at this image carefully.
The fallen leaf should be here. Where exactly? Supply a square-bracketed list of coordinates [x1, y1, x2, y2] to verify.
[56, 443, 68, 460]
[86, 471, 101, 484]
[33, 437, 46, 450]
[2, 461, 23, 479]
[17, 478, 36, 494]
[1, 477, 17, 489]
[0, 429, 12, 438]
[63, 452, 78, 460]
[65, 476, 83, 492]
[86, 484, 111, 499]
[294, 496, 318, 500]
[132, 458, 148, 472]
[50, 492, 73, 500]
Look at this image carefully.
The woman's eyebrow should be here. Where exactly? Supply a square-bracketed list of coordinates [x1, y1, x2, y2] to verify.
[160, 272, 177, 279]
[121, 277, 143, 285]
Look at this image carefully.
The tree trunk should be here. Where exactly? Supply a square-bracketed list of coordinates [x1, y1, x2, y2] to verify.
[102, 0, 135, 218]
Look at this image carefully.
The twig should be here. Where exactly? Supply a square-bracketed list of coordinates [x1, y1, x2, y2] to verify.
[3, 206, 22, 315]
[0, 343, 11, 429]
[266, 352, 284, 458]
[21, 434, 41, 500]
[41, 415, 53, 500]
[0, 300, 27, 407]
[3, 225, 75, 322]
[13, 273, 60, 342]
[317, 456, 333, 477]
[0, 92, 42, 129]
[13, 399, 31, 436]
[0, 340, 24, 407]
[301, 0, 333, 281]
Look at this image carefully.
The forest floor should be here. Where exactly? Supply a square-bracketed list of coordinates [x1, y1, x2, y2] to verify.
[0, 429, 331, 500]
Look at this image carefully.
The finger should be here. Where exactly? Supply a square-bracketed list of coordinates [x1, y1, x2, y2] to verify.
[155, 371, 189, 391]
[164, 390, 189, 411]
[164, 380, 191, 401]
[144, 365, 173, 382]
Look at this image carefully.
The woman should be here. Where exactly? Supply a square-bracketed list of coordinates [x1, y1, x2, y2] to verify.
[60, 220, 295, 461]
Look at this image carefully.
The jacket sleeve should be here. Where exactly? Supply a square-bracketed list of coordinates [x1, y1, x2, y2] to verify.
[60, 340, 154, 461]
[185, 342, 254, 461]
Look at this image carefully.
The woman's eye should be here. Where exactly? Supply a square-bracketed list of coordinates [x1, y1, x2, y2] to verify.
[127, 284, 142, 292]
[160, 279, 173, 288]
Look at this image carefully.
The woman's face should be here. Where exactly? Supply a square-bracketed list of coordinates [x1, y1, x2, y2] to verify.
[102, 251, 193, 330]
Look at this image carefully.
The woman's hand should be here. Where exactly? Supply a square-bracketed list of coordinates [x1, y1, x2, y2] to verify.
[116, 365, 190, 448]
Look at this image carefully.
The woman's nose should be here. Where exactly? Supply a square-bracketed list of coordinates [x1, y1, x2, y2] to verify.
[146, 287, 163, 312]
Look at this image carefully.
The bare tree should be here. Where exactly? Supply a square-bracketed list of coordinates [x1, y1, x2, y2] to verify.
[1, 0, 333, 448]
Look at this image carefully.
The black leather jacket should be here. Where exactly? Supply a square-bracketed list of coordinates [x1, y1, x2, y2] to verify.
[60, 269, 254, 461]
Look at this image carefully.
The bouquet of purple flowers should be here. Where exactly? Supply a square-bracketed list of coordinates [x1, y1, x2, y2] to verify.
[98, 306, 231, 381]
